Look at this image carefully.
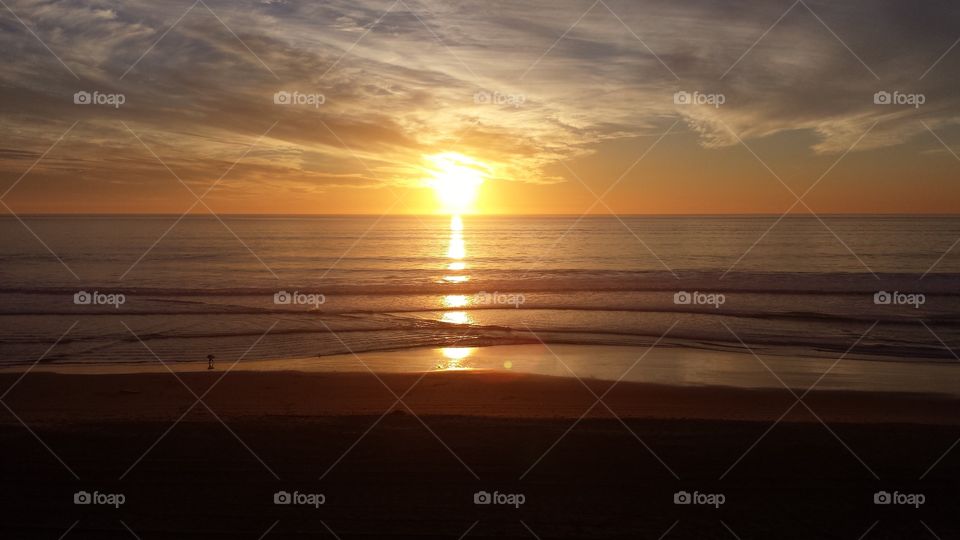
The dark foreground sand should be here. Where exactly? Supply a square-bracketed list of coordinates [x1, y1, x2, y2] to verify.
[0, 370, 958, 538]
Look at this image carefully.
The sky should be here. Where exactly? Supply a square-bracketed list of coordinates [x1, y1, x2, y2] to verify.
[1, 0, 959, 215]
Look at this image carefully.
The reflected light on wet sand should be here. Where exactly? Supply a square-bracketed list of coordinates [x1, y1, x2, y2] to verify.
[437, 346, 476, 370]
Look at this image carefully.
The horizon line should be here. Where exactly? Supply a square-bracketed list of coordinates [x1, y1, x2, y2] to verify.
[3, 212, 960, 218]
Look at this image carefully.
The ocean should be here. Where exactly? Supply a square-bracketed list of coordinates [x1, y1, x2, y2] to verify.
[1, 215, 958, 369]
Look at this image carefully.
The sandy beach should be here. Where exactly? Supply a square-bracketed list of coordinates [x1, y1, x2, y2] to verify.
[3, 368, 960, 426]
[1, 362, 958, 539]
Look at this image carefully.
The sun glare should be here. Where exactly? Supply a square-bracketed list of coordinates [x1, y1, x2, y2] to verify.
[437, 347, 476, 371]
[425, 152, 489, 213]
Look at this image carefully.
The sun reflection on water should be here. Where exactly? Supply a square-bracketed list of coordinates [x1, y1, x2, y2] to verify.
[441, 311, 472, 325]
[443, 294, 468, 308]
[442, 214, 470, 283]
[439, 215, 474, 325]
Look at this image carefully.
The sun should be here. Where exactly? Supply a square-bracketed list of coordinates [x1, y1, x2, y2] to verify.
[424, 152, 490, 213]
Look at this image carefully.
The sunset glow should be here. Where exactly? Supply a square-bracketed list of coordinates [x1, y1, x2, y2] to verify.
[425, 153, 489, 214]
[2, 0, 959, 535]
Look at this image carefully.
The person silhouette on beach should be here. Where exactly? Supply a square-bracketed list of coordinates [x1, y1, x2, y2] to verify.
[207, 354, 215, 370]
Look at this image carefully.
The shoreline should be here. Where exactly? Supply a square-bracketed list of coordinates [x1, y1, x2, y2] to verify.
[5, 343, 960, 398]
[3, 369, 958, 426]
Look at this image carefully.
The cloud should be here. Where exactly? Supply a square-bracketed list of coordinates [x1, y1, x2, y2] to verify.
[0, 0, 958, 211]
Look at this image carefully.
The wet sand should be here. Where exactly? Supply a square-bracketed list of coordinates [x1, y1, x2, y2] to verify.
[1, 369, 959, 425]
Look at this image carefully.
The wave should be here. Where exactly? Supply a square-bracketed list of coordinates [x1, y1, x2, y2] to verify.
[6, 326, 955, 367]
[1, 270, 958, 367]
[1, 270, 959, 296]
[2, 308, 958, 366]
[4, 303, 960, 327]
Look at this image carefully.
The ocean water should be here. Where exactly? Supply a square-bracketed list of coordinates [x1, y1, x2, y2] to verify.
[1, 215, 959, 368]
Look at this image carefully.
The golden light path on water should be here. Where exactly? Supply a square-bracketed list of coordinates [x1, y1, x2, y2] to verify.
[443, 215, 468, 283]
[441, 311, 470, 325]
[437, 213, 478, 369]
[434, 214, 517, 372]
[443, 294, 468, 308]
[441, 213, 474, 326]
